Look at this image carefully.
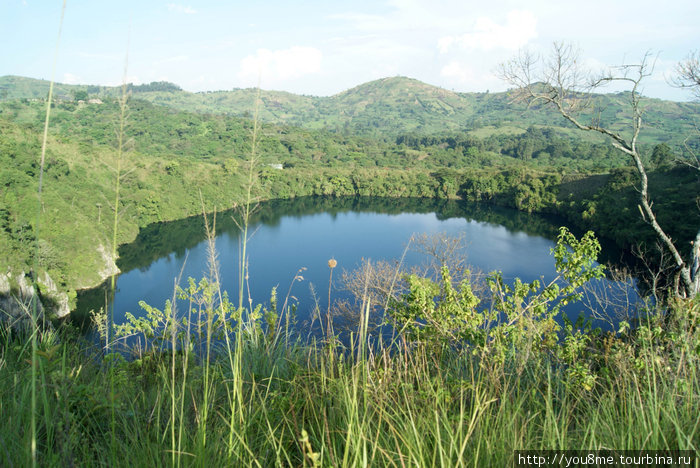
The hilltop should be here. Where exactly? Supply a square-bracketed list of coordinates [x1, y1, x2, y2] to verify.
[2, 75, 698, 148]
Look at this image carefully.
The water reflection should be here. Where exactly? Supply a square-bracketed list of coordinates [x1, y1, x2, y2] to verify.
[75, 196, 640, 338]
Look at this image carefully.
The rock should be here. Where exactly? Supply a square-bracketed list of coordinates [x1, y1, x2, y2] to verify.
[98, 244, 120, 280]
[0, 269, 72, 331]
[38, 271, 71, 319]
[0, 272, 9, 295]
[0, 271, 48, 331]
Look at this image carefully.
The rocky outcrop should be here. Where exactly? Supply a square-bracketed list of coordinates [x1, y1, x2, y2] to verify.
[0, 244, 118, 329]
[38, 271, 71, 319]
[0, 273, 8, 296]
[97, 243, 120, 283]
[0, 271, 47, 331]
[0, 270, 69, 330]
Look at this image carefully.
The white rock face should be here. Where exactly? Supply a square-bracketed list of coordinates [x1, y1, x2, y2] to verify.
[0, 272, 46, 330]
[38, 271, 71, 319]
[1, 244, 122, 328]
[0, 270, 70, 329]
[0, 272, 10, 295]
[97, 244, 120, 280]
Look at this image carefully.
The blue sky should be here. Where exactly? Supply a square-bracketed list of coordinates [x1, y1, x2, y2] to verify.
[2, 0, 699, 100]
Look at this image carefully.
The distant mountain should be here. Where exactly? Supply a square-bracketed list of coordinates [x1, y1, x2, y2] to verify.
[0, 75, 89, 101]
[0, 75, 183, 98]
[2, 74, 698, 147]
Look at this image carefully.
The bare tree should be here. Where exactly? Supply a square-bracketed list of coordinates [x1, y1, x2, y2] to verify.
[674, 51, 700, 295]
[673, 50, 700, 98]
[498, 42, 699, 298]
[671, 50, 700, 173]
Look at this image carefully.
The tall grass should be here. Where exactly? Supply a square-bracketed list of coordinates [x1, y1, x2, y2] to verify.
[2, 297, 697, 465]
[235, 86, 262, 313]
[29, 2, 66, 467]
[106, 43, 131, 354]
[101, 37, 133, 467]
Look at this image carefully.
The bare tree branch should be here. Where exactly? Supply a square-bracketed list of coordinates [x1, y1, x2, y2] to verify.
[672, 50, 700, 99]
[499, 43, 698, 298]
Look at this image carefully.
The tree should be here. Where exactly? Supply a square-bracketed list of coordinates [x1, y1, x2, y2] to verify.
[671, 51, 700, 174]
[73, 90, 88, 102]
[673, 50, 700, 98]
[650, 143, 673, 169]
[674, 50, 700, 294]
[498, 42, 699, 298]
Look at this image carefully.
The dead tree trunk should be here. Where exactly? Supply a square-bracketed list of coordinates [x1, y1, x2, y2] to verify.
[499, 43, 698, 298]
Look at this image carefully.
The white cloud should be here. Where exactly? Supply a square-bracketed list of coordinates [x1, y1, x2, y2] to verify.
[154, 55, 189, 65]
[440, 61, 475, 83]
[77, 51, 119, 60]
[582, 56, 607, 71]
[167, 4, 197, 15]
[330, 1, 467, 34]
[328, 12, 391, 31]
[239, 47, 322, 83]
[650, 58, 679, 83]
[438, 10, 537, 53]
[63, 73, 81, 84]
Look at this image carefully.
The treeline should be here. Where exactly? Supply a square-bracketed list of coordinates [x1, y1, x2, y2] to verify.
[559, 165, 700, 251]
[396, 127, 633, 172]
[0, 110, 570, 296]
[4, 97, 654, 174]
[1, 95, 698, 302]
[128, 81, 182, 93]
[85, 81, 182, 96]
[6, 96, 686, 177]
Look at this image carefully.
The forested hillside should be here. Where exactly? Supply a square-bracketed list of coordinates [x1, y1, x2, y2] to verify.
[1, 76, 698, 314]
[3, 75, 699, 147]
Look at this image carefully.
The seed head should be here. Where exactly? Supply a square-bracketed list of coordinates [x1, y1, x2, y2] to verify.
[328, 258, 337, 269]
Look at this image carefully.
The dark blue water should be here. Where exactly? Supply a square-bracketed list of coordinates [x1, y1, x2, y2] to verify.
[75, 197, 639, 336]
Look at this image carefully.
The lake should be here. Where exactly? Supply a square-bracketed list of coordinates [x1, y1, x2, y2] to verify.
[75, 197, 640, 338]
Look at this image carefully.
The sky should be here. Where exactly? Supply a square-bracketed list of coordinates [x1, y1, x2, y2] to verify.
[2, 0, 699, 101]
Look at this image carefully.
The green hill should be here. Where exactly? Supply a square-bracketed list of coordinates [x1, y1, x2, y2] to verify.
[2, 75, 698, 149]
[1, 75, 698, 312]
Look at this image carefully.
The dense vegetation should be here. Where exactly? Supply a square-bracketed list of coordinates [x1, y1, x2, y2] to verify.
[1, 78, 698, 305]
[3, 74, 700, 146]
[1, 71, 700, 466]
